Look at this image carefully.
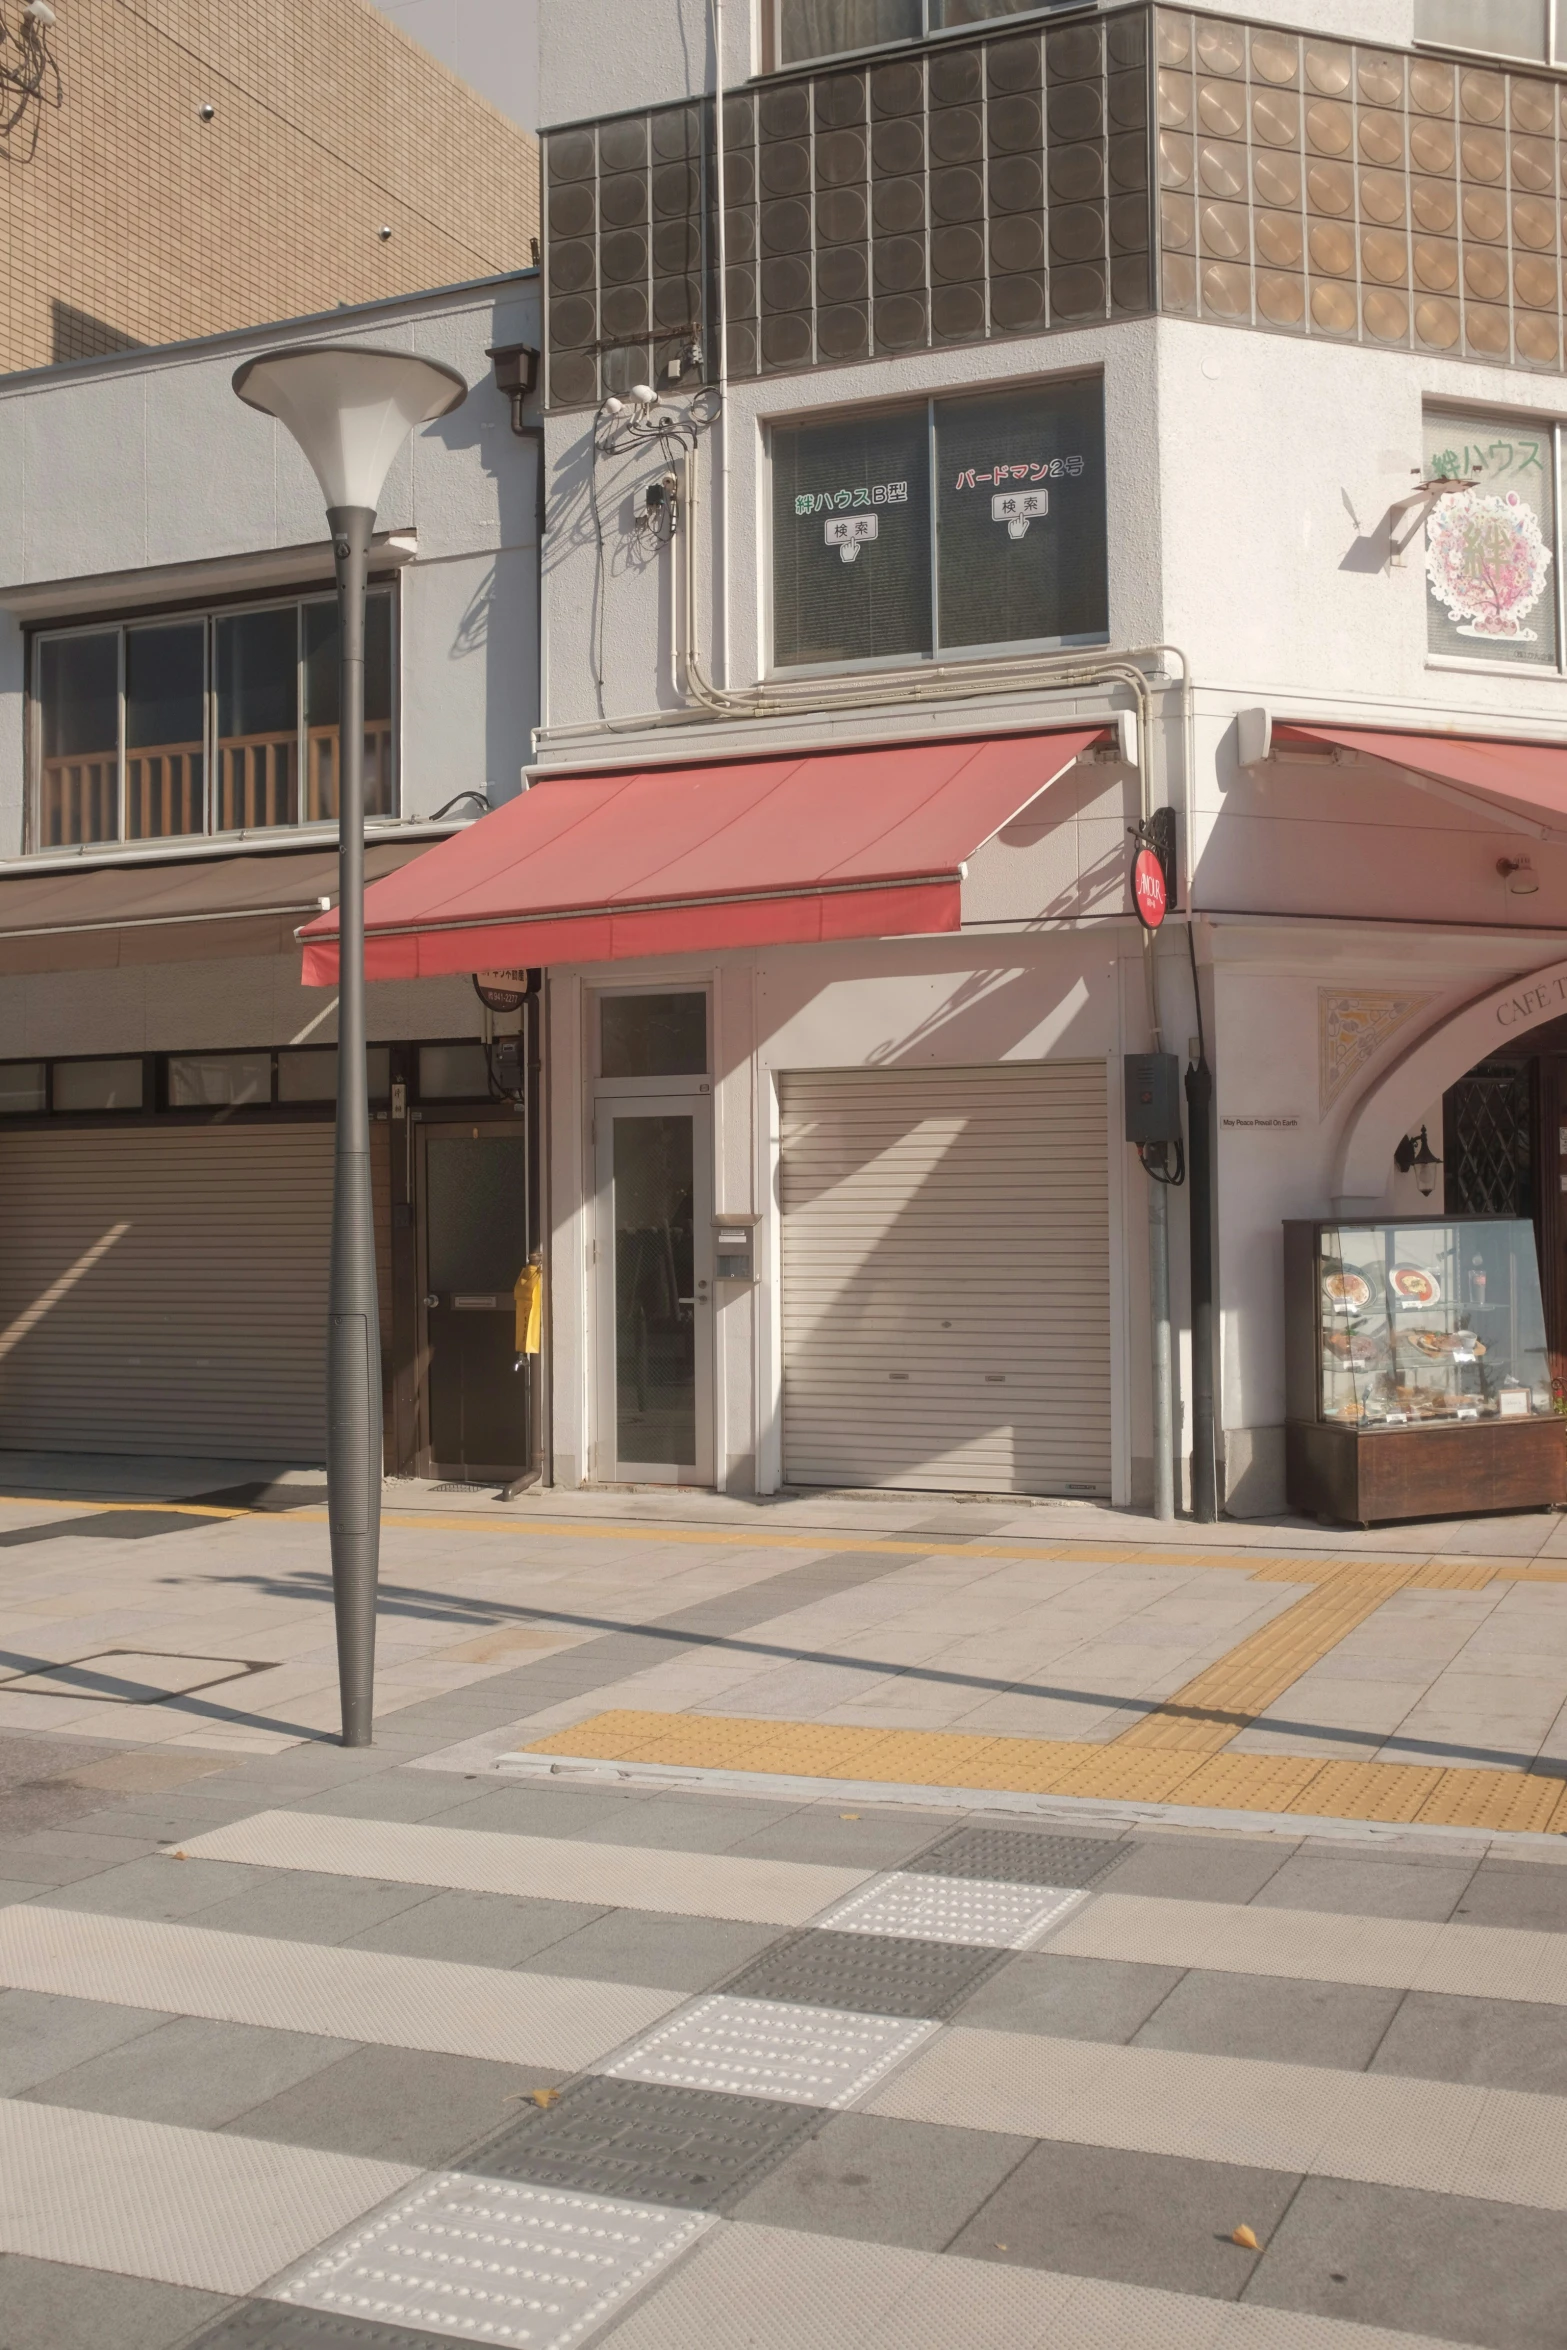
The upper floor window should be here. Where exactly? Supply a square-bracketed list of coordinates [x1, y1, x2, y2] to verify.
[1415, 0, 1559, 66]
[1424, 409, 1561, 669]
[775, 0, 1071, 68]
[770, 374, 1107, 669]
[31, 588, 395, 852]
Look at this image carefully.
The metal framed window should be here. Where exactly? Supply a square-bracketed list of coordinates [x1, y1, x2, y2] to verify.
[1413, 0, 1561, 69]
[0, 1042, 506, 1125]
[28, 588, 398, 854]
[773, 1, 1089, 73]
[768, 371, 1108, 671]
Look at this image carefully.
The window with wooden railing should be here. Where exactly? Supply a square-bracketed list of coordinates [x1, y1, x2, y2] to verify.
[31, 590, 396, 851]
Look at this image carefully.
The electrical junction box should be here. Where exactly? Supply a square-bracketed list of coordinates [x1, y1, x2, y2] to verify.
[1124, 1053, 1183, 1144]
[715, 1218, 758, 1282]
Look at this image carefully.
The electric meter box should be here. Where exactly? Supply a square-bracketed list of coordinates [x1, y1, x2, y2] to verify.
[1124, 1053, 1183, 1144]
[714, 1218, 758, 1283]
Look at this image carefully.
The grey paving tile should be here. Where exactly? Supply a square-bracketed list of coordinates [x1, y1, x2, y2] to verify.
[1248, 2175, 1567, 2350]
[947, 2140, 1301, 2299]
[723, 1928, 1002, 2020]
[230, 2044, 565, 2168]
[571, 1791, 802, 1853]
[1096, 1833, 1292, 1905]
[471, 2076, 821, 2210]
[45, 1854, 270, 1921]
[949, 1951, 1183, 2042]
[1248, 1851, 1476, 1922]
[732, 2111, 1030, 2250]
[521, 1906, 780, 1992]
[188, 2300, 496, 2345]
[289, 1771, 494, 1822]
[0, 2253, 230, 2350]
[1370, 1989, 1567, 2096]
[0, 1987, 166, 2094]
[912, 1824, 1127, 1887]
[722, 1810, 951, 1871]
[0, 1878, 50, 1906]
[1131, 1969, 1404, 2071]
[183, 1869, 437, 1945]
[21, 2014, 354, 2129]
[345, 1887, 609, 1967]
[427, 1783, 668, 1840]
[1454, 1858, 1567, 1932]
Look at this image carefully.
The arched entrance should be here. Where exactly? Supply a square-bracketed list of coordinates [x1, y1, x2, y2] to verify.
[1331, 957, 1567, 1403]
[1444, 1021, 1567, 1401]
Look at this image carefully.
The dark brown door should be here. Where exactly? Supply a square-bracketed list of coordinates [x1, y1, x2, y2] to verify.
[419, 1125, 530, 1479]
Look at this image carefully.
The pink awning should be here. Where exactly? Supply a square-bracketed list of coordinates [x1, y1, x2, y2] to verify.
[1275, 723, 1567, 833]
[300, 727, 1106, 984]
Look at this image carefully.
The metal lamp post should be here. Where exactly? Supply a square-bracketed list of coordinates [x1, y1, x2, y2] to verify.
[232, 343, 466, 1745]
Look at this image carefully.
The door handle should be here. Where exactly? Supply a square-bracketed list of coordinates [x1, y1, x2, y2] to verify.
[423, 1294, 438, 1308]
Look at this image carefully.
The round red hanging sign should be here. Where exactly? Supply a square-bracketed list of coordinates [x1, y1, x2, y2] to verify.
[1132, 845, 1167, 930]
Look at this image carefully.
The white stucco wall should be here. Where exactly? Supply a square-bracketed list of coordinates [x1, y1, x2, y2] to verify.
[0, 273, 542, 849]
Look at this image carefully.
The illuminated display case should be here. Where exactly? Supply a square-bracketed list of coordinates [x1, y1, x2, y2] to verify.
[1284, 1216, 1565, 1526]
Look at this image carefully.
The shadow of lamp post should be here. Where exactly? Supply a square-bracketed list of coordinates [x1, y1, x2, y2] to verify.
[231, 343, 467, 1745]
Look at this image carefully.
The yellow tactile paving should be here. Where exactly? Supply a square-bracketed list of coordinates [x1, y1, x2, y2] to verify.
[523, 1709, 1567, 1835]
[1113, 1572, 1416, 1755]
[0, 1489, 1535, 1583]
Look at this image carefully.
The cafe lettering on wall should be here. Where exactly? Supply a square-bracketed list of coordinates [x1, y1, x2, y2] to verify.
[1496, 971, 1567, 1028]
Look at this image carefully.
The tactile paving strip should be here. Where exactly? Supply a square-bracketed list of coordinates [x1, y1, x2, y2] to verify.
[602, 1995, 937, 2110]
[470, 2078, 823, 2211]
[270, 2171, 709, 2348]
[720, 1929, 1004, 2021]
[191, 2305, 478, 2347]
[812, 1873, 1087, 1951]
[909, 1825, 1127, 1887]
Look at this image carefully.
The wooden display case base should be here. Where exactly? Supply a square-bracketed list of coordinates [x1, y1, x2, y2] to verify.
[1286, 1416, 1567, 1528]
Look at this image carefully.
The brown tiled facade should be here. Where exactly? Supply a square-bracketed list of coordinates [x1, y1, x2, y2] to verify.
[1, 0, 539, 373]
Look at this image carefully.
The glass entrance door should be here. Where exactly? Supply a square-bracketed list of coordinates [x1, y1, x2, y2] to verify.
[420, 1126, 531, 1480]
[595, 1098, 713, 1483]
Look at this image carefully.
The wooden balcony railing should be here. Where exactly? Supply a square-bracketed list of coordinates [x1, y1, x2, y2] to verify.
[218, 722, 395, 831]
[42, 723, 395, 844]
[127, 743, 204, 840]
[38, 754, 117, 846]
[305, 722, 395, 822]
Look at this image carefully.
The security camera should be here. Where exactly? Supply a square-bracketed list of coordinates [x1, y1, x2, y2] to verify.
[629, 382, 656, 407]
[378, 225, 393, 241]
[23, 2, 55, 23]
[198, 99, 215, 119]
[602, 395, 624, 416]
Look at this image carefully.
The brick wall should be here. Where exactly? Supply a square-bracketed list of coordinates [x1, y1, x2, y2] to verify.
[1, 0, 539, 372]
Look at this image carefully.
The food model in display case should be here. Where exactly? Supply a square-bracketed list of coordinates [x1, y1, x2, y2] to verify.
[1284, 1216, 1564, 1525]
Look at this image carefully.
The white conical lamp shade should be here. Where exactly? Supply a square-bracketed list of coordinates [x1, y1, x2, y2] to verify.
[232, 342, 467, 514]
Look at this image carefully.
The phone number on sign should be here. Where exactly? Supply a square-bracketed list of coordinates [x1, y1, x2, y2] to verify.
[794, 483, 909, 515]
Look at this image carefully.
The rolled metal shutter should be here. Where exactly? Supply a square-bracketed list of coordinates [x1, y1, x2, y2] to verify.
[0, 1124, 338, 1458]
[780, 1063, 1111, 1496]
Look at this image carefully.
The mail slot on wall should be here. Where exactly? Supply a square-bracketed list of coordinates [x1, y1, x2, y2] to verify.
[714, 1217, 758, 1283]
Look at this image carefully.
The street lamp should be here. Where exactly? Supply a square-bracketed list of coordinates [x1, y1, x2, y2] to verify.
[232, 343, 467, 1745]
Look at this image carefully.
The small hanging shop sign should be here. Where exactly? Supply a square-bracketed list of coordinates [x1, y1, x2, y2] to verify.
[1132, 844, 1167, 929]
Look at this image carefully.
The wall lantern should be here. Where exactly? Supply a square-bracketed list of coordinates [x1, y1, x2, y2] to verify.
[1394, 1124, 1442, 1197]
[1498, 855, 1540, 896]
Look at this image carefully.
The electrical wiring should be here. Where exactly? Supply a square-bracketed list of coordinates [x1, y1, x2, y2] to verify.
[0, 0, 59, 153]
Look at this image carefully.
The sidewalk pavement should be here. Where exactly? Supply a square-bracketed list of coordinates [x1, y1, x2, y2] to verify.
[1, 1453, 1565, 1838]
[1, 1454, 1566, 2348]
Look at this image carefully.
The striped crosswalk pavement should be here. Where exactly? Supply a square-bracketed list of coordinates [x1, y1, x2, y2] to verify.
[2, 1774, 1564, 2349]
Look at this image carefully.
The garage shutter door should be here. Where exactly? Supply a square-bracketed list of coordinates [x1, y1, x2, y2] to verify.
[0, 1125, 336, 1459]
[780, 1064, 1111, 1496]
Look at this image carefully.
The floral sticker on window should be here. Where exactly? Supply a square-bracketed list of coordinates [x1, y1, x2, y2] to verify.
[1426, 489, 1552, 643]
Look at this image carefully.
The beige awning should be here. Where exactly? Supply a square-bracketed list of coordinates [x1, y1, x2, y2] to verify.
[0, 842, 432, 974]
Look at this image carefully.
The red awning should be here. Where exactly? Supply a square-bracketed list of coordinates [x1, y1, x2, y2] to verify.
[1275, 723, 1567, 834]
[300, 728, 1106, 984]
